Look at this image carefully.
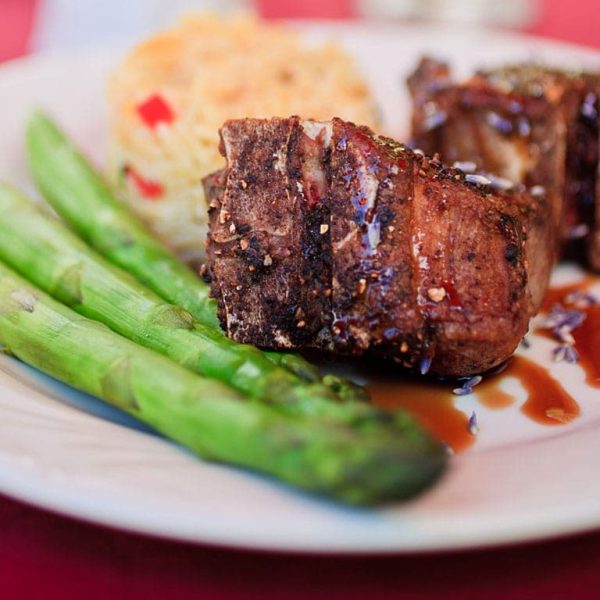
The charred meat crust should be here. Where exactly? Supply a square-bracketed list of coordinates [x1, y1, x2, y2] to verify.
[206, 116, 531, 377]
[206, 117, 333, 349]
[409, 57, 600, 273]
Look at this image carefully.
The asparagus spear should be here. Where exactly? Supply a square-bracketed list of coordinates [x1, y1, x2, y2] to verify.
[0, 183, 415, 436]
[0, 261, 446, 503]
[25, 110, 325, 385]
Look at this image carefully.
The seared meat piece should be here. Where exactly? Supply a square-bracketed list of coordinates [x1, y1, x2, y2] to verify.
[409, 57, 600, 271]
[206, 118, 334, 350]
[205, 117, 538, 377]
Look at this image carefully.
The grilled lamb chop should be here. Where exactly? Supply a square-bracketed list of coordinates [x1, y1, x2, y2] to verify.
[205, 117, 548, 378]
[409, 57, 600, 270]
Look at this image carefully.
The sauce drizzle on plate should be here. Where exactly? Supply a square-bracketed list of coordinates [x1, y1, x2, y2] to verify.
[369, 376, 475, 453]
[539, 277, 600, 389]
[369, 355, 579, 453]
[367, 277, 599, 452]
[479, 356, 580, 425]
[573, 304, 600, 388]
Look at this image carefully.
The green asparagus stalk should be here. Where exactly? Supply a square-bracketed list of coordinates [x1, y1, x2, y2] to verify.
[0, 183, 323, 411]
[0, 261, 446, 503]
[26, 110, 326, 385]
[0, 183, 413, 437]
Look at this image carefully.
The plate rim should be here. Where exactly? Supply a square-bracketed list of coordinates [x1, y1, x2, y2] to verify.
[1, 448, 599, 555]
[1, 22, 600, 554]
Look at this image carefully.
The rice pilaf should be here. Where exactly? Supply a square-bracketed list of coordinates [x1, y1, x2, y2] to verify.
[108, 13, 379, 263]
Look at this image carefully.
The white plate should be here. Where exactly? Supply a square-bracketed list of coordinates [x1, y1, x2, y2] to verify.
[1, 22, 600, 554]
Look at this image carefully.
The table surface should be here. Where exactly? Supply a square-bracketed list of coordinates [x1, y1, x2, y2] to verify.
[3, 493, 600, 600]
[1, 1, 600, 598]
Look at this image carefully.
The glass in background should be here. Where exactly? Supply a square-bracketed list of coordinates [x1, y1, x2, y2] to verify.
[356, 0, 538, 28]
[31, 0, 250, 53]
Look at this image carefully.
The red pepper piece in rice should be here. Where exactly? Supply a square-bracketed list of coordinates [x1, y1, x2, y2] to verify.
[124, 165, 164, 200]
[136, 94, 175, 128]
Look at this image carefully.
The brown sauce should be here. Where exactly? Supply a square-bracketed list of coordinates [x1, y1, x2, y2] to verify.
[572, 304, 600, 388]
[369, 376, 475, 453]
[538, 278, 600, 388]
[368, 355, 579, 453]
[480, 356, 580, 425]
[367, 278, 599, 452]
[475, 375, 514, 410]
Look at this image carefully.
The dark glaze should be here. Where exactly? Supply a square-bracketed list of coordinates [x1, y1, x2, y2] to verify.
[366, 281, 599, 453]
[573, 306, 600, 388]
[479, 356, 580, 425]
[368, 353, 580, 453]
[369, 376, 475, 452]
[476, 374, 514, 409]
[370, 281, 598, 452]
[538, 277, 600, 388]
[368, 376, 475, 453]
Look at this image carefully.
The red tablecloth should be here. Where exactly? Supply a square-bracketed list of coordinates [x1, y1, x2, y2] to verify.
[2, 493, 600, 600]
[1, 1, 600, 598]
